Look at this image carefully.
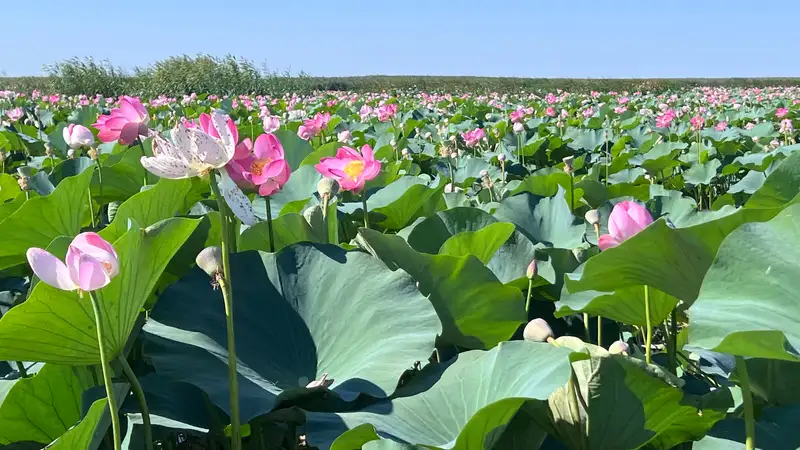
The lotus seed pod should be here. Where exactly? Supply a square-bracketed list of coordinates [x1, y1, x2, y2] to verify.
[584, 209, 600, 226]
[562, 155, 575, 173]
[523, 318, 553, 343]
[479, 169, 489, 178]
[608, 340, 629, 355]
[317, 177, 340, 198]
[526, 259, 537, 279]
[196, 246, 223, 278]
[67, 149, 76, 159]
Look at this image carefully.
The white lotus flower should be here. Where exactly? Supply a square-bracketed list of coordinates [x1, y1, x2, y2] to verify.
[141, 110, 236, 179]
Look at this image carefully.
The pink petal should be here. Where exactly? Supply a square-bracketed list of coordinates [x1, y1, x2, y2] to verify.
[199, 113, 218, 138]
[598, 234, 620, 251]
[361, 144, 374, 162]
[70, 232, 119, 277]
[77, 254, 112, 292]
[624, 201, 654, 230]
[258, 179, 281, 196]
[362, 160, 381, 181]
[26, 248, 76, 290]
[336, 146, 361, 160]
[119, 97, 144, 122]
[608, 201, 642, 242]
[119, 122, 143, 146]
[234, 139, 252, 160]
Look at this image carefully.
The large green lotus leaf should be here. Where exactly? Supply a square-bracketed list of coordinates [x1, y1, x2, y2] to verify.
[745, 150, 800, 209]
[308, 341, 574, 450]
[0, 217, 200, 364]
[494, 188, 584, 249]
[693, 405, 800, 450]
[142, 244, 441, 421]
[239, 213, 324, 252]
[341, 176, 445, 230]
[630, 142, 686, 175]
[100, 178, 193, 242]
[684, 159, 722, 186]
[273, 129, 314, 170]
[47, 383, 129, 450]
[93, 146, 148, 204]
[0, 364, 96, 445]
[688, 204, 800, 360]
[556, 279, 678, 327]
[451, 157, 501, 184]
[739, 359, 800, 406]
[728, 170, 766, 195]
[403, 207, 557, 286]
[510, 171, 584, 212]
[356, 228, 524, 349]
[48, 157, 94, 187]
[439, 222, 515, 264]
[0, 174, 21, 202]
[538, 339, 724, 450]
[740, 122, 775, 138]
[0, 168, 93, 270]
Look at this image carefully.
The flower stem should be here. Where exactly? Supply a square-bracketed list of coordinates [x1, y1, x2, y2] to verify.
[118, 356, 153, 450]
[87, 290, 121, 450]
[362, 193, 370, 229]
[644, 285, 653, 365]
[209, 172, 242, 450]
[88, 187, 96, 228]
[525, 278, 533, 314]
[264, 195, 275, 253]
[517, 133, 523, 166]
[583, 313, 591, 342]
[736, 355, 756, 450]
[669, 309, 678, 374]
[597, 316, 603, 347]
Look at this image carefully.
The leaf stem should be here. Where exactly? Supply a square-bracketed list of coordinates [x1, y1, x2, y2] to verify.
[525, 278, 533, 314]
[669, 309, 678, 375]
[644, 285, 652, 365]
[597, 316, 602, 347]
[118, 356, 154, 450]
[264, 195, 275, 253]
[210, 172, 242, 450]
[583, 313, 591, 342]
[736, 356, 756, 450]
[362, 192, 370, 229]
[87, 290, 121, 450]
[14, 361, 27, 378]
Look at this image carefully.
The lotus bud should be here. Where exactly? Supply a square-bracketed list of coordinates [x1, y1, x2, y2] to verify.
[513, 122, 525, 134]
[497, 153, 506, 162]
[317, 177, 340, 199]
[608, 340, 629, 355]
[584, 209, 600, 226]
[196, 246, 223, 279]
[87, 148, 98, 160]
[562, 156, 575, 175]
[67, 149, 76, 159]
[523, 318, 554, 343]
[526, 259, 537, 279]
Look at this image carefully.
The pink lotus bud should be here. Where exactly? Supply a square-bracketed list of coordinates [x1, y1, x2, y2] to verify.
[523, 318, 553, 343]
[526, 259, 537, 279]
[513, 122, 525, 134]
[608, 340, 629, 355]
[584, 209, 600, 226]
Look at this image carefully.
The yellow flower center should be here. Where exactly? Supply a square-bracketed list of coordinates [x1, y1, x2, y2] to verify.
[250, 158, 272, 176]
[343, 160, 365, 180]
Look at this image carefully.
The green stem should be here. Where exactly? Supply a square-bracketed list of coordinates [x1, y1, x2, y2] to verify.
[118, 356, 154, 450]
[134, 138, 147, 186]
[88, 187, 96, 228]
[264, 195, 275, 253]
[597, 316, 603, 347]
[669, 309, 678, 374]
[644, 285, 653, 365]
[15, 361, 27, 378]
[583, 313, 591, 342]
[517, 133, 523, 166]
[362, 193, 370, 229]
[209, 172, 242, 450]
[87, 291, 121, 450]
[568, 173, 574, 213]
[525, 278, 533, 314]
[736, 356, 756, 450]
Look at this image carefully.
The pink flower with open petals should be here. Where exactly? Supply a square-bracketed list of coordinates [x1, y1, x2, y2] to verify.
[5, 107, 24, 121]
[598, 201, 653, 250]
[315, 145, 381, 192]
[26, 232, 119, 292]
[297, 112, 331, 140]
[199, 112, 239, 143]
[226, 134, 291, 196]
[776, 107, 789, 118]
[715, 121, 728, 131]
[690, 115, 705, 131]
[460, 128, 485, 148]
[63, 124, 95, 149]
[93, 96, 150, 145]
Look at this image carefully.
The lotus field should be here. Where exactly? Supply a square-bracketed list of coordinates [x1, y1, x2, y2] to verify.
[1, 86, 800, 450]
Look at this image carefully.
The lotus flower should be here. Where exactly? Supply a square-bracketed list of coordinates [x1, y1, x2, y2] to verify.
[315, 145, 381, 192]
[198, 112, 239, 142]
[93, 96, 150, 145]
[226, 133, 291, 196]
[297, 112, 331, 140]
[359, 104, 373, 121]
[140, 110, 236, 179]
[376, 104, 398, 122]
[460, 128, 485, 148]
[598, 201, 653, 250]
[690, 115, 705, 131]
[5, 107, 24, 121]
[62, 124, 95, 149]
[26, 232, 119, 292]
[776, 107, 789, 118]
[263, 115, 281, 133]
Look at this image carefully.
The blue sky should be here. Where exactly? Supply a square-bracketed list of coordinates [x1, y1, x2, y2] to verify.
[2, 0, 797, 78]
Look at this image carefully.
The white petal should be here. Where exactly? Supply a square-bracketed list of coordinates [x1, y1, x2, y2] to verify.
[188, 128, 231, 168]
[218, 171, 257, 226]
[211, 110, 237, 161]
[141, 155, 195, 179]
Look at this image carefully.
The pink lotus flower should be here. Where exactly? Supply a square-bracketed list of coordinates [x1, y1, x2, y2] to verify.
[198, 112, 239, 143]
[315, 145, 381, 192]
[545, 93, 557, 104]
[297, 112, 331, 140]
[263, 115, 280, 133]
[510, 109, 526, 123]
[226, 133, 291, 196]
[780, 119, 793, 133]
[337, 130, 352, 143]
[690, 115, 705, 131]
[26, 232, 119, 292]
[582, 107, 594, 118]
[460, 128, 486, 148]
[5, 107, 24, 121]
[93, 96, 150, 145]
[614, 106, 627, 114]
[62, 124, 95, 149]
[359, 104, 374, 121]
[776, 107, 789, 118]
[598, 201, 653, 250]
[376, 104, 398, 122]
[715, 121, 728, 131]
[545, 107, 556, 117]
